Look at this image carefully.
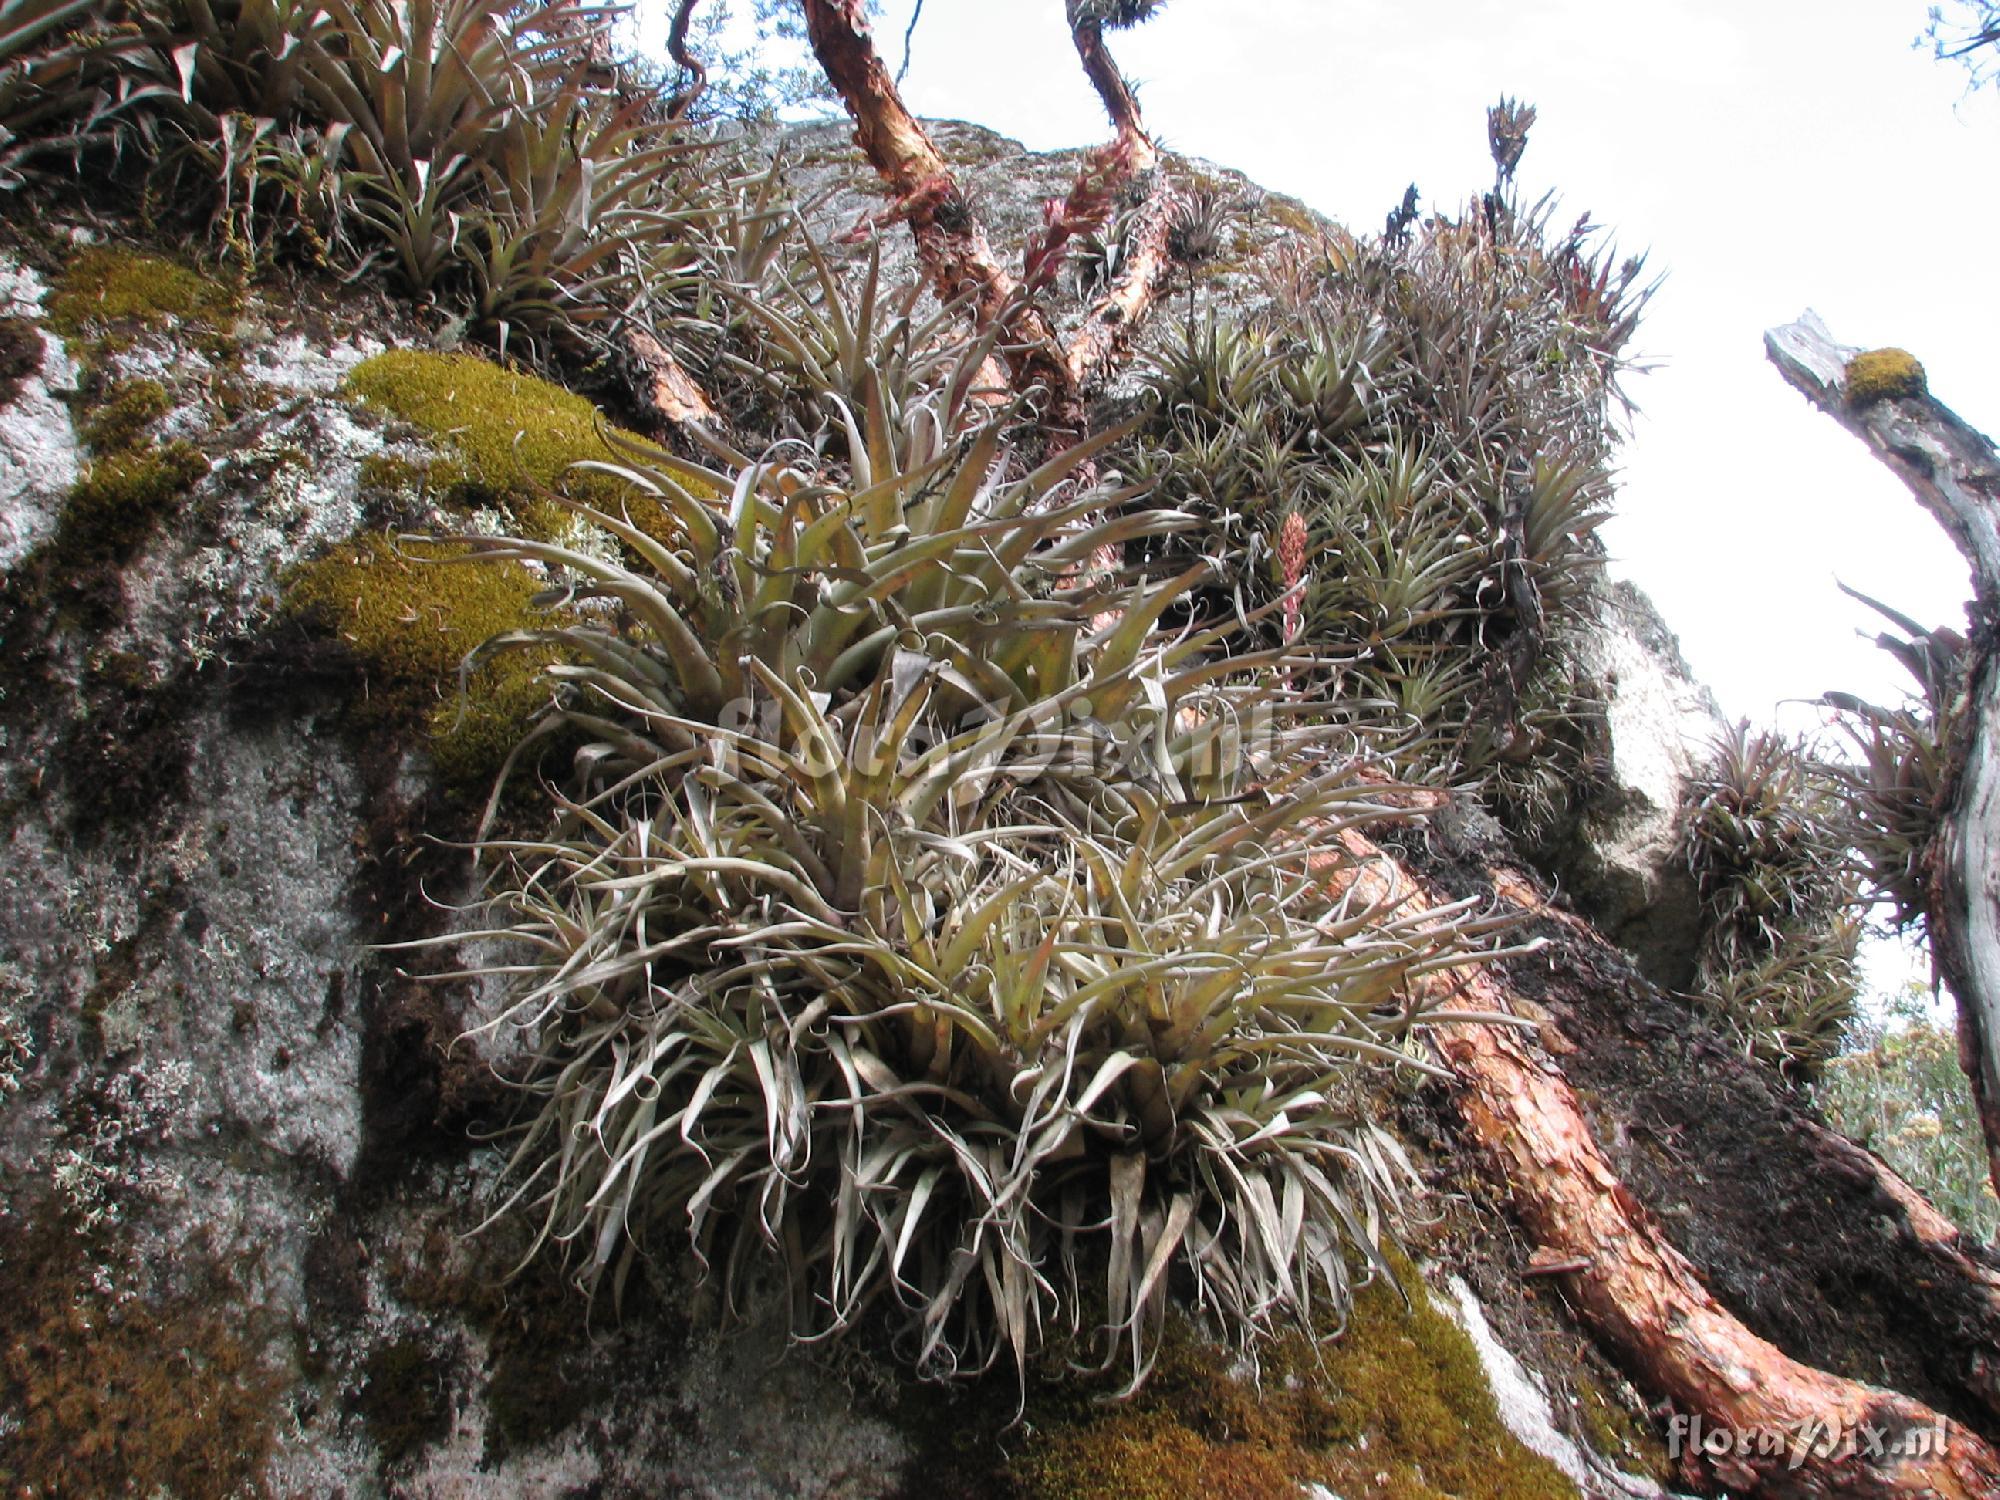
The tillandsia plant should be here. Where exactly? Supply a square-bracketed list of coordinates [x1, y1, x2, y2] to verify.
[1819, 585, 1969, 934]
[12, 0, 720, 350]
[1702, 917, 1865, 1078]
[0, 0, 151, 185]
[712, 233, 1005, 450]
[1682, 722, 1860, 1076]
[1124, 103, 1648, 840]
[389, 264, 1526, 1389]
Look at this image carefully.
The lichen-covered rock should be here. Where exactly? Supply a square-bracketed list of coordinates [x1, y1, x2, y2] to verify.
[0, 150, 1676, 1493]
[0, 264, 78, 571]
[0, 230, 920, 1499]
[1544, 581, 1728, 989]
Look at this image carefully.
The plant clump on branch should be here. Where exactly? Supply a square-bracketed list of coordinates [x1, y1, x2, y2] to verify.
[1681, 722, 1860, 1076]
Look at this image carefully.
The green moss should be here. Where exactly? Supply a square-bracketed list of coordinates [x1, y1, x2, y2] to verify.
[1017, 1408, 1289, 1500]
[0, 313, 40, 404]
[1844, 347, 1927, 406]
[0, 1202, 280, 1496]
[58, 441, 209, 560]
[352, 1337, 452, 1466]
[282, 534, 558, 790]
[342, 350, 710, 540]
[1010, 1248, 1580, 1500]
[45, 246, 236, 339]
[1297, 1254, 1579, 1499]
[1573, 1371, 1672, 1484]
[358, 451, 438, 501]
[80, 376, 171, 451]
[1266, 196, 1325, 240]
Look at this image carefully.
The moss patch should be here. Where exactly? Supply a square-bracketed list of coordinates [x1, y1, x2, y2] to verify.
[343, 349, 706, 540]
[80, 376, 172, 451]
[45, 245, 236, 341]
[351, 1336, 454, 1467]
[1266, 196, 1326, 241]
[1844, 347, 1927, 406]
[0, 1201, 280, 1496]
[54, 366, 205, 565]
[59, 440, 210, 561]
[1001, 1249, 1579, 1500]
[0, 314, 41, 405]
[1572, 1369, 1672, 1485]
[281, 534, 559, 791]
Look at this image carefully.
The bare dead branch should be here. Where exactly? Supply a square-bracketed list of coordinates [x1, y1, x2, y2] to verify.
[1766, 311, 2000, 1204]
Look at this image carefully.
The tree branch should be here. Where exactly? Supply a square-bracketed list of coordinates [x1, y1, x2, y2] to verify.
[1486, 859, 2000, 1428]
[1442, 1011, 2000, 1497]
[1318, 832, 2000, 1497]
[1070, 10, 1155, 161]
[663, 0, 708, 121]
[894, 0, 924, 85]
[1055, 8, 1177, 387]
[1766, 310, 2000, 1203]
[797, 0, 1071, 408]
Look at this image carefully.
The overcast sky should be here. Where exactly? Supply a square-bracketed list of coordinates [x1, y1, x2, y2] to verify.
[736, 0, 2000, 735]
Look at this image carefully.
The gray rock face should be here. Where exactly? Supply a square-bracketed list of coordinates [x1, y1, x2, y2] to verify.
[1553, 581, 1728, 990]
[0, 241, 906, 1497]
[0, 264, 77, 571]
[0, 129, 1699, 1492]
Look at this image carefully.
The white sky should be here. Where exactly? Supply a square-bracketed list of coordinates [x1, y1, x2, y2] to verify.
[786, 0, 2000, 733]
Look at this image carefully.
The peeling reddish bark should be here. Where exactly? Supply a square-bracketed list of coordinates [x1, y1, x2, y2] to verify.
[1496, 856, 2000, 1400]
[1063, 174, 1176, 388]
[798, 0, 1070, 405]
[619, 325, 718, 430]
[1315, 830, 2000, 1497]
[1056, 12, 1178, 388]
[1486, 865, 2000, 1423]
[1442, 1015, 2000, 1498]
[1070, 16, 1150, 152]
[800, 0, 1186, 415]
[1021, 15, 1157, 293]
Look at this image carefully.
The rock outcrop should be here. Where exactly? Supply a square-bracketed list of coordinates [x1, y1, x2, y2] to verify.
[0, 150, 1758, 1500]
[1547, 581, 1729, 990]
